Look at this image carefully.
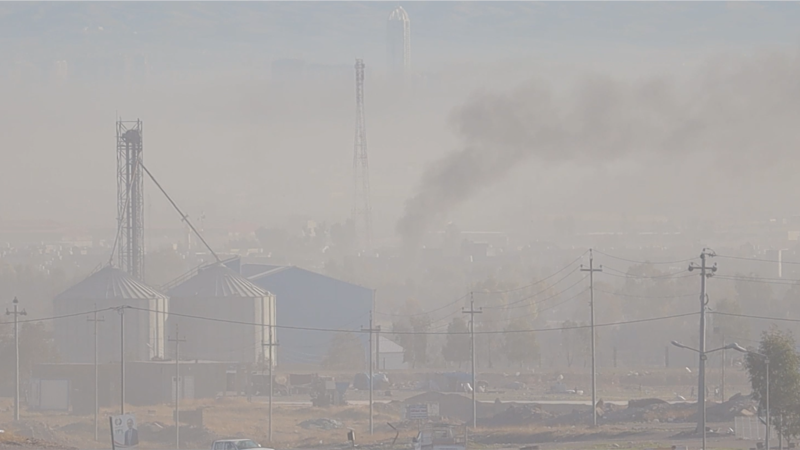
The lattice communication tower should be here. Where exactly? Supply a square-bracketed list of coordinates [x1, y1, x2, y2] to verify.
[117, 119, 145, 280]
[353, 59, 372, 252]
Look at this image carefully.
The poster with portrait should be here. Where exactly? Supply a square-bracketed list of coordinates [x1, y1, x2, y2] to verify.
[109, 414, 139, 449]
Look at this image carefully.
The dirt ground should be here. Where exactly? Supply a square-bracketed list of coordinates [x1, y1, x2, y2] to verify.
[0, 368, 760, 450]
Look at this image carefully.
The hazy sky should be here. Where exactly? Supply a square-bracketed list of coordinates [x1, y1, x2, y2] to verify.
[1, 2, 800, 241]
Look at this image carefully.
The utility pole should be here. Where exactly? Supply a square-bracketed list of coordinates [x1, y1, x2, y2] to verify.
[118, 306, 126, 414]
[261, 325, 278, 443]
[375, 324, 381, 371]
[362, 311, 380, 435]
[88, 306, 104, 440]
[689, 249, 717, 448]
[169, 324, 185, 450]
[581, 249, 603, 427]
[721, 337, 726, 402]
[6, 297, 26, 421]
[462, 294, 482, 429]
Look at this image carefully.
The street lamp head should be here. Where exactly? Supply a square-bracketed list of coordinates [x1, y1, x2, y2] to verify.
[12, 297, 18, 304]
[731, 343, 749, 353]
[671, 340, 686, 349]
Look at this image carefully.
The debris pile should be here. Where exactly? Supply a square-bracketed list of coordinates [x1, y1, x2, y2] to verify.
[137, 422, 218, 446]
[299, 418, 344, 430]
[486, 404, 553, 427]
[706, 393, 757, 422]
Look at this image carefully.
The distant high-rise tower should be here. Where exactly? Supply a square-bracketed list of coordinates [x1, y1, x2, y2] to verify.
[117, 119, 145, 280]
[353, 59, 372, 252]
[387, 6, 410, 77]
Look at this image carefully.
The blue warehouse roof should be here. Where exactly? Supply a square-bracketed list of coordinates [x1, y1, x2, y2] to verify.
[229, 261, 373, 366]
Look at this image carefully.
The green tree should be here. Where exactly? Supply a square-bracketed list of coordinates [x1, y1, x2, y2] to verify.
[321, 332, 365, 370]
[744, 328, 800, 448]
[391, 299, 432, 369]
[442, 317, 470, 367]
[409, 315, 431, 368]
[503, 318, 539, 368]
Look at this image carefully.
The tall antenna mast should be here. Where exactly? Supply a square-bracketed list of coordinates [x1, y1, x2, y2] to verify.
[116, 118, 145, 280]
[353, 59, 372, 252]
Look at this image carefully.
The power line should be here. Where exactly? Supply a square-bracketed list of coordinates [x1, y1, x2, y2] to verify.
[482, 267, 584, 310]
[714, 275, 800, 286]
[124, 305, 697, 335]
[602, 266, 692, 279]
[374, 253, 588, 318]
[472, 251, 588, 295]
[476, 288, 589, 325]
[716, 254, 800, 266]
[594, 249, 698, 265]
[374, 292, 469, 318]
[0, 307, 118, 326]
[594, 288, 696, 299]
[1, 304, 700, 336]
[713, 311, 800, 324]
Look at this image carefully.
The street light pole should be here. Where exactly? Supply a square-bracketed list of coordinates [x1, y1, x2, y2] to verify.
[733, 345, 769, 450]
[671, 340, 737, 450]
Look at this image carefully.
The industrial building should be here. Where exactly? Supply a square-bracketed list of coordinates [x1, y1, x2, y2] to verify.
[53, 265, 169, 363]
[230, 260, 373, 367]
[166, 263, 276, 365]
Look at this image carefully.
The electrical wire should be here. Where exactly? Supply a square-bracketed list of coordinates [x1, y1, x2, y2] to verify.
[483, 274, 587, 311]
[713, 311, 800, 324]
[119, 305, 698, 335]
[594, 288, 695, 299]
[1, 303, 699, 336]
[594, 249, 698, 265]
[716, 254, 800, 266]
[374, 292, 470, 318]
[374, 252, 588, 318]
[0, 307, 118, 326]
[476, 287, 589, 325]
[602, 265, 692, 280]
[472, 251, 588, 295]
[715, 275, 800, 286]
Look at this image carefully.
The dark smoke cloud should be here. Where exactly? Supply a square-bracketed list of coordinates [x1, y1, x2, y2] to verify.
[396, 52, 800, 244]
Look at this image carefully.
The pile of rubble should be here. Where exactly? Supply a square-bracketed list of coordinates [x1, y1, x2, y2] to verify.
[299, 418, 344, 430]
[486, 404, 553, 427]
[137, 422, 218, 447]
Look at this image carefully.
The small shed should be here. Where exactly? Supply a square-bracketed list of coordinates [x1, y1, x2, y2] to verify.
[166, 264, 276, 365]
[378, 336, 408, 370]
[53, 266, 168, 363]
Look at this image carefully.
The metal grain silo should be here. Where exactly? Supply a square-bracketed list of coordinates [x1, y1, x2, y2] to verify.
[166, 264, 276, 365]
[53, 266, 169, 363]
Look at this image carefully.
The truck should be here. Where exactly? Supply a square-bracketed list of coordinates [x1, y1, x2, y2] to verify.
[211, 439, 271, 450]
[412, 424, 466, 450]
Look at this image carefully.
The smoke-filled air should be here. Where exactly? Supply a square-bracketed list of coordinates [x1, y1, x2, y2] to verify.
[398, 54, 800, 244]
[5, 3, 800, 450]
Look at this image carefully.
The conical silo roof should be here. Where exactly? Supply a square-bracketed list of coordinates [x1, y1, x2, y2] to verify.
[55, 265, 167, 301]
[167, 263, 267, 298]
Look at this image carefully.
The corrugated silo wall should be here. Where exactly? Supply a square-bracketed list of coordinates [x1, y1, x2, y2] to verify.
[254, 294, 278, 366]
[53, 297, 157, 363]
[167, 296, 262, 364]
